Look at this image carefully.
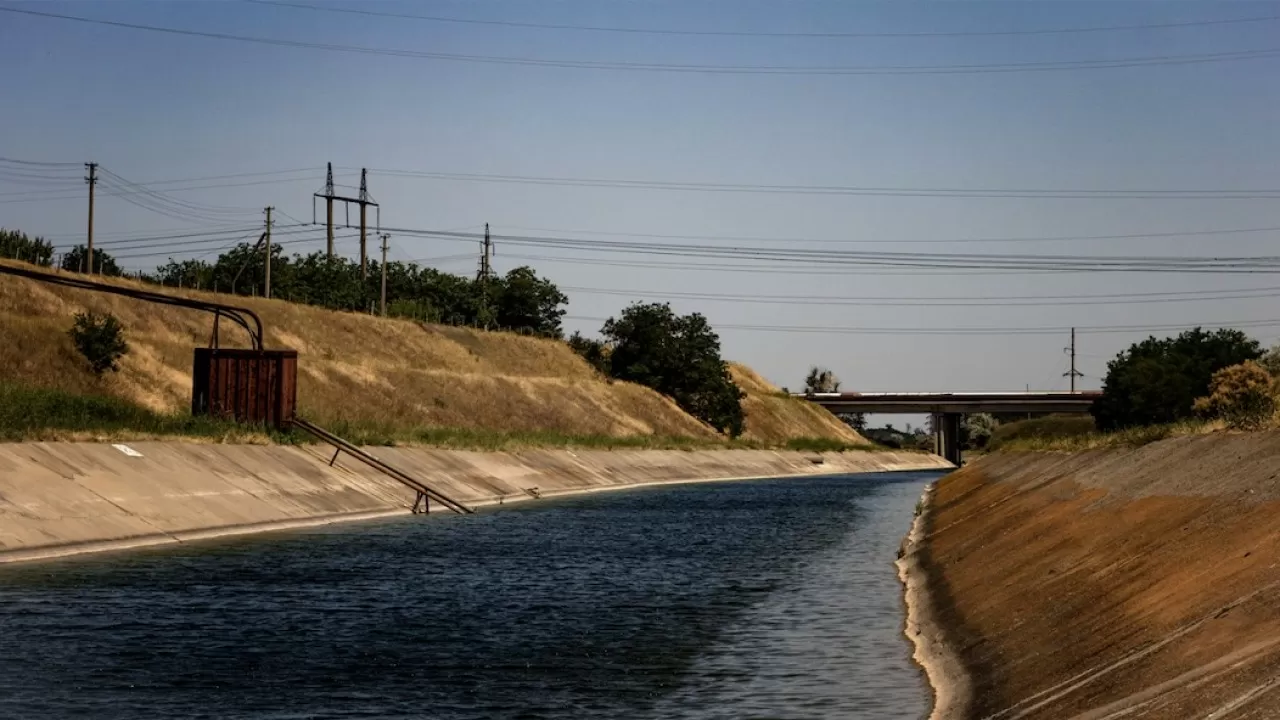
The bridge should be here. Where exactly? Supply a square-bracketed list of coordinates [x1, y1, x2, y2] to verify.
[798, 392, 1101, 466]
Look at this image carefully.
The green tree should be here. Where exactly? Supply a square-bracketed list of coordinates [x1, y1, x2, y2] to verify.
[154, 258, 216, 290]
[567, 331, 611, 374]
[1193, 360, 1277, 430]
[61, 245, 122, 276]
[494, 266, 568, 337]
[68, 311, 128, 375]
[0, 228, 54, 266]
[1092, 327, 1262, 431]
[601, 303, 745, 437]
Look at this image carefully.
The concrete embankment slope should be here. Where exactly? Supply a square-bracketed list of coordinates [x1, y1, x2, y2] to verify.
[0, 443, 948, 563]
[911, 433, 1280, 720]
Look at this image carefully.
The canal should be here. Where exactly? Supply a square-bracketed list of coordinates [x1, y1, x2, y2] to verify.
[0, 470, 940, 719]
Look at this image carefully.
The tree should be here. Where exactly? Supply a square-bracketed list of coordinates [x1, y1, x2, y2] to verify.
[1093, 328, 1262, 431]
[494, 266, 568, 338]
[962, 413, 998, 450]
[1193, 361, 1277, 430]
[602, 303, 745, 437]
[61, 245, 122, 276]
[804, 366, 841, 394]
[567, 331, 611, 374]
[0, 228, 53, 266]
[1259, 343, 1280, 378]
[68, 311, 128, 375]
[155, 258, 215, 290]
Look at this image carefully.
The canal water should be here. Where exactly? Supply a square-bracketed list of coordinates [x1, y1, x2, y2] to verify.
[0, 471, 939, 719]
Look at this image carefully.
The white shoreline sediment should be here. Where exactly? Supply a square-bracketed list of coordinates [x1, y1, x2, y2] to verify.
[898, 483, 973, 720]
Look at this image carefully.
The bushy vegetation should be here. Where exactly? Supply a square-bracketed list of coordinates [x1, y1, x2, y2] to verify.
[0, 228, 53, 266]
[68, 311, 128, 375]
[1193, 360, 1277, 430]
[802, 365, 866, 431]
[61, 244, 123, 276]
[149, 246, 567, 337]
[1092, 328, 1261, 431]
[569, 303, 746, 437]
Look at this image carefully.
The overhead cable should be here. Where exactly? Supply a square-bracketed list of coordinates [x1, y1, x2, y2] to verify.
[4, 6, 1280, 76]
[245, 1, 1280, 39]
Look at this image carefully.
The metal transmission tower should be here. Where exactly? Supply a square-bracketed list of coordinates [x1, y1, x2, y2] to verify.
[312, 162, 379, 269]
[475, 224, 495, 329]
[476, 223, 493, 281]
[1064, 327, 1084, 392]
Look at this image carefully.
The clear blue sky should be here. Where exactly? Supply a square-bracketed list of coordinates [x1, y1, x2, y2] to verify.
[2, 0, 1279, 406]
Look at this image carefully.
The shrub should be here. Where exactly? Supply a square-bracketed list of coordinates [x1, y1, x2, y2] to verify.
[68, 311, 129, 375]
[1092, 328, 1261, 430]
[1193, 360, 1277, 430]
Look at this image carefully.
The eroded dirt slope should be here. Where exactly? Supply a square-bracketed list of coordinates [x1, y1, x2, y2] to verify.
[924, 434, 1280, 719]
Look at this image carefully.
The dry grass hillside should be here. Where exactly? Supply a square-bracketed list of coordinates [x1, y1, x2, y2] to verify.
[0, 263, 860, 445]
[0, 263, 712, 439]
[728, 363, 866, 444]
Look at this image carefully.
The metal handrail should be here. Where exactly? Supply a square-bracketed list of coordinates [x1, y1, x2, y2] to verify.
[0, 263, 265, 350]
[293, 417, 473, 515]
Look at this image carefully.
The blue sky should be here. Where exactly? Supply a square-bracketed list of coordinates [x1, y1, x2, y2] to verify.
[2, 0, 1279, 402]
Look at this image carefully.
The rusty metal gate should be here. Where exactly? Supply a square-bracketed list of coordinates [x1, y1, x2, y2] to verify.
[192, 349, 298, 429]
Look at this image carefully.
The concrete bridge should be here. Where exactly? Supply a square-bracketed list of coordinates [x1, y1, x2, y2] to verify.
[799, 392, 1101, 465]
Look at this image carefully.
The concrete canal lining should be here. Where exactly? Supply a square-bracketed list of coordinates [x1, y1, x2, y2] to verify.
[0, 442, 950, 563]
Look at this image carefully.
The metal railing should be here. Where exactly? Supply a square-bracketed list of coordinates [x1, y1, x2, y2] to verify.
[293, 418, 473, 515]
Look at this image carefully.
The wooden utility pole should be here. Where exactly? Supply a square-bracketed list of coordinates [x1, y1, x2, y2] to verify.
[263, 206, 274, 299]
[1064, 327, 1083, 392]
[84, 162, 97, 274]
[379, 232, 390, 316]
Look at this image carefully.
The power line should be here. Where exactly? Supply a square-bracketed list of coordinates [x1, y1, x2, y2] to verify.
[0, 157, 82, 168]
[387, 227, 1280, 273]
[558, 284, 1280, 307]
[98, 167, 260, 215]
[563, 314, 1280, 336]
[496, 252, 1268, 277]
[365, 169, 1280, 199]
[6, 6, 1280, 76]
[245, 0, 1280, 39]
[111, 232, 357, 260]
[496, 223, 1280, 246]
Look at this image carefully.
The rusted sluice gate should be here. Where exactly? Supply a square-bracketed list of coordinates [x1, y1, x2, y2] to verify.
[0, 263, 472, 515]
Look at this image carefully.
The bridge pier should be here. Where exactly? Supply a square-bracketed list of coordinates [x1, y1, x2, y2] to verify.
[932, 412, 963, 466]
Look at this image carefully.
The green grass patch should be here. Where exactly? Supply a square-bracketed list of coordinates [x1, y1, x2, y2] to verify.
[0, 383, 262, 442]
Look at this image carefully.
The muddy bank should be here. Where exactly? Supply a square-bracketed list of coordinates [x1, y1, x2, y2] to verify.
[914, 432, 1280, 719]
[0, 442, 948, 563]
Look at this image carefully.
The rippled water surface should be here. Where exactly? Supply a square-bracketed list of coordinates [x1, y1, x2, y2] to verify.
[0, 471, 939, 719]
